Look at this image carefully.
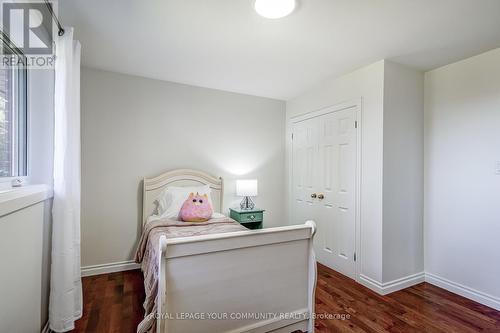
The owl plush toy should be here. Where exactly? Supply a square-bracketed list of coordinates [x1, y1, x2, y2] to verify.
[179, 192, 213, 222]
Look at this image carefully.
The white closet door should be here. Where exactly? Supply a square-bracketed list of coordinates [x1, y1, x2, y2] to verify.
[292, 107, 357, 279]
[316, 108, 357, 278]
[291, 117, 318, 226]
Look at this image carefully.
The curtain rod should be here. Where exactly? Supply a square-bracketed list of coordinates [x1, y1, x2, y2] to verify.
[44, 0, 65, 36]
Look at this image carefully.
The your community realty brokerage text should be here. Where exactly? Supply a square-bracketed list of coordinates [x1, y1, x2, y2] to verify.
[154, 312, 351, 321]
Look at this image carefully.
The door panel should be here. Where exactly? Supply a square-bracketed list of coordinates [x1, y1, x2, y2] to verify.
[327, 108, 356, 278]
[316, 113, 337, 266]
[292, 118, 318, 226]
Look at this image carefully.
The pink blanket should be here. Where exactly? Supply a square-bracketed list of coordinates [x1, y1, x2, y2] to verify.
[134, 217, 246, 333]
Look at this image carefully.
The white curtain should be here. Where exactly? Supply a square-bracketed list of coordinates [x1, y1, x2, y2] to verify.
[49, 27, 83, 332]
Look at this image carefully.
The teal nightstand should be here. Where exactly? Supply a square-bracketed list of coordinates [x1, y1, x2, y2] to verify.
[229, 208, 264, 230]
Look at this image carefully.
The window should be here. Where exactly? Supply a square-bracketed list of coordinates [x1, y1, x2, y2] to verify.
[0, 44, 27, 178]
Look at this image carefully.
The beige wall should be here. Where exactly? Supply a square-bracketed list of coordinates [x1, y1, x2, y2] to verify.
[81, 67, 286, 267]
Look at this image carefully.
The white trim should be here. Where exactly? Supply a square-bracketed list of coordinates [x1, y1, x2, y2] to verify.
[354, 98, 362, 283]
[81, 260, 140, 277]
[358, 272, 425, 295]
[0, 175, 29, 185]
[290, 98, 360, 123]
[0, 184, 52, 217]
[425, 272, 500, 311]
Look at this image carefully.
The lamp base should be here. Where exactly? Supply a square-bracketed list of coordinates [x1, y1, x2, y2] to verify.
[240, 196, 255, 210]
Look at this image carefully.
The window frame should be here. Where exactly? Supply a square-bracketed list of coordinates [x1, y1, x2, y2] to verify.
[0, 42, 28, 182]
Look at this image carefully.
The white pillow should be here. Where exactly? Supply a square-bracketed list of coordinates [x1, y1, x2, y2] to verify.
[156, 185, 214, 220]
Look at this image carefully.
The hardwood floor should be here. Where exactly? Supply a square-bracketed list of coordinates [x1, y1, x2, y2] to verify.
[71, 263, 500, 333]
[72, 270, 145, 333]
[314, 264, 500, 333]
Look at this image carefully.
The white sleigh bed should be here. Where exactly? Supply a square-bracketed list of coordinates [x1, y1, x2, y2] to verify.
[141, 169, 317, 333]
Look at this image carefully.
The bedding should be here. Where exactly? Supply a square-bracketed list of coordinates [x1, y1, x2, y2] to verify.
[134, 216, 246, 333]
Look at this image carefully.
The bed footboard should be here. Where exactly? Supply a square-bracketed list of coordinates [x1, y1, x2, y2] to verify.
[157, 221, 317, 333]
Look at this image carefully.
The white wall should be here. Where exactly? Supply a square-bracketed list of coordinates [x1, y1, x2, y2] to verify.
[382, 61, 424, 282]
[28, 68, 54, 327]
[286, 61, 385, 282]
[81, 67, 286, 267]
[424, 48, 500, 309]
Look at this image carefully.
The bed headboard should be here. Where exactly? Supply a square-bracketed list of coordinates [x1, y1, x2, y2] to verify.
[142, 169, 224, 227]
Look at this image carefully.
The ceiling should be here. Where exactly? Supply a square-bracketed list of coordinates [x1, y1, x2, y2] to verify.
[60, 0, 500, 100]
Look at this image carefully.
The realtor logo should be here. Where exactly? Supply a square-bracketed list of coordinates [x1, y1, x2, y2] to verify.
[2, 1, 54, 54]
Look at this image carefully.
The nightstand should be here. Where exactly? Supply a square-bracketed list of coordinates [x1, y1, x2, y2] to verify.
[229, 208, 264, 230]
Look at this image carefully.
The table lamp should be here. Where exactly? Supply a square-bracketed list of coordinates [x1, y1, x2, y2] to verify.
[236, 179, 258, 210]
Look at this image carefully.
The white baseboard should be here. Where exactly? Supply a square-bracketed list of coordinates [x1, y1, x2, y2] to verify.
[358, 272, 425, 295]
[425, 272, 500, 311]
[359, 271, 500, 311]
[81, 260, 140, 277]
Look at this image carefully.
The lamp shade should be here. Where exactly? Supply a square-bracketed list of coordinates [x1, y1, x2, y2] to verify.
[236, 179, 258, 197]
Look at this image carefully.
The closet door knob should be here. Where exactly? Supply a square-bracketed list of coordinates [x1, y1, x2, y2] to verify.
[318, 194, 324, 200]
[311, 193, 317, 199]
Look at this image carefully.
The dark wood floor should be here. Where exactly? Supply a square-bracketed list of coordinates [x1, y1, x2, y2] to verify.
[71, 263, 500, 333]
[72, 270, 145, 332]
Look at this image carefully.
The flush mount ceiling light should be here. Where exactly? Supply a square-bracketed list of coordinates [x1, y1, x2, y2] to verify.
[254, 0, 296, 19]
